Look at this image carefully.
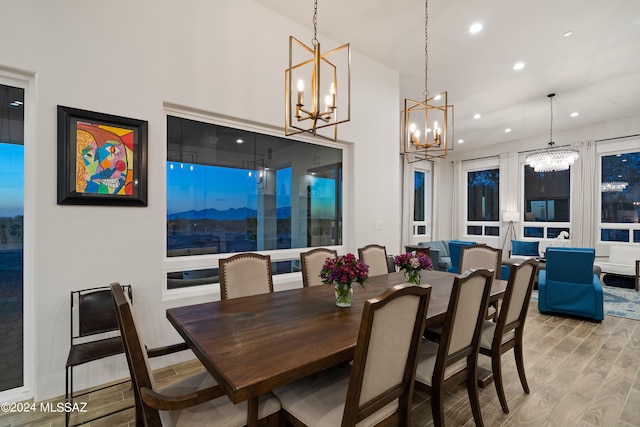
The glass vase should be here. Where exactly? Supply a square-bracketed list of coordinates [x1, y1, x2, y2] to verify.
[334, 283, 353, 307]
[403, 269, 422, 286]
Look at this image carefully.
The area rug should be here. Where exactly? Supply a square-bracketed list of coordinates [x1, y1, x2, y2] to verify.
[530, 286, 640, 321]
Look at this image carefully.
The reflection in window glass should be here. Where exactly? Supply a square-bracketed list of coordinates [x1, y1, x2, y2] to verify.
[523, 166, 570, 222]
[0, 83, 25, 392]
[524, 227, 544, 238]
[600, 229, 630, 242]
[467, 225, 482, 235]
[167, 116, 342, 256]
[467, 169, 499, 221]
[601, 152, 640, 224]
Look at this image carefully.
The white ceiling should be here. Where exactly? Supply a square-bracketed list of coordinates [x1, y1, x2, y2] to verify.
[253, 0, 640, 152]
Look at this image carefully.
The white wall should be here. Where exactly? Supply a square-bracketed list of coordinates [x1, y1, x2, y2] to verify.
[0, 0, 401, 401]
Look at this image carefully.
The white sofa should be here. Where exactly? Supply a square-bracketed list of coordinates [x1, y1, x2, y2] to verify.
[595, 245, 640, 291]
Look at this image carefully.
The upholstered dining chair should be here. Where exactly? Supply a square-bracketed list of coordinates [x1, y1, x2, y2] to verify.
[110, 283, 281, 427]
[478, 258, 538, 414]
[218, 252, 273, 300]
[414, 268, 493, 427]
[447, 240, 476, 273]
[357, 244, 389, 276]
[300, 248, 338, 287]
[274, 284, 431, 427]
[460, 244, 502, 280]
[459, 244, 502, 321]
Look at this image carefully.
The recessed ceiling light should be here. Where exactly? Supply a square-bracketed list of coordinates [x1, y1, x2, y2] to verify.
[473, 113, 481, 119]
[513, 62, 525, 71]
[433, 94, 442, 100]
[469, 23, 483, 34]
[505, 128, 511, 133]
[570, 112, 579, 117]
[458, 139, 464, 144]
[236, 138, 244, 143]
[563, 31, 573, 37]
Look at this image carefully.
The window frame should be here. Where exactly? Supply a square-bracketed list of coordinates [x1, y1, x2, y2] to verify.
[162, 105, 349, 299]
[0, 70, 35, 403]
[462, 158, 500, 238]
[518, 154, 573, 243]
[411, 163, 432, 240]
[596, 138, 640, 245]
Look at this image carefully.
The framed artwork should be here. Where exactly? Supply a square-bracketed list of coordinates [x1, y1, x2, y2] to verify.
[57, 106, 148, 206]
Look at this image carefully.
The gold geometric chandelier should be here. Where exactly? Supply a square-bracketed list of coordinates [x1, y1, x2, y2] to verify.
[401, 0, 454, 162]
[285, 0, 350, 141]
[526, 93, 579, 172]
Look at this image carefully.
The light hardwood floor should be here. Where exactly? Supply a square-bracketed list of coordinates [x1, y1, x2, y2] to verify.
[2, 300, 639, 427]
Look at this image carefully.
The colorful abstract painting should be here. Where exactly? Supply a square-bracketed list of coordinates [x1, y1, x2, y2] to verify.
[75, 122, 134, 195]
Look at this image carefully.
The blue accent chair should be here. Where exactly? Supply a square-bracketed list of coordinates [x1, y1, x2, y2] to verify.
[447, 240, 476, 273]
[538, 247, 604, 322]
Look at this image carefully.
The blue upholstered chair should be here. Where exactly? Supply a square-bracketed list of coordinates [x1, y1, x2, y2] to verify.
[538, 247, 604, 322]
[447, 240, 476, 273]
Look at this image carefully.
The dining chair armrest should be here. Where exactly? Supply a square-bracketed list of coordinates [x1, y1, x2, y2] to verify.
[146, 342, 190, 358]
[141, 384, 225, 411]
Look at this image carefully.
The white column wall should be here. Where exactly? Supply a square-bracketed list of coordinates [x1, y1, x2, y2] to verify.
[0, 0, 401, 401]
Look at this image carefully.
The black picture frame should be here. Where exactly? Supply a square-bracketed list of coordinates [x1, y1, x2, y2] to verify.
[57, 106, 148, 206]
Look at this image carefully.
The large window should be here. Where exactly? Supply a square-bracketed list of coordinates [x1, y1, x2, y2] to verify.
[166, 115, 343, 289]
[413, 169, 431, 236]
[600, 151, 640, 243]
[466, 167, 499, 236]
[523, 165, 570, 238]
[0, 83, 24, 392]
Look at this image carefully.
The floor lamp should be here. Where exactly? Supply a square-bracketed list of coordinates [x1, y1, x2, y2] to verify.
[501, 211, 519, 254]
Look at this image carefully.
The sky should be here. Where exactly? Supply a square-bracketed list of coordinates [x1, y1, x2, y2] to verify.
[0, 143, 24, 217]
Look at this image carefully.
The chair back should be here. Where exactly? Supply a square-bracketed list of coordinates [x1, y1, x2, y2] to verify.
[448, 240, 476, 273]
[437, 268, 493, 377]
[546, 247, 595, 284]
[110, 283, 161, 427]
[342, 284, 431, 426]
[71, 285, 131, 340]
[495, 259, 538, 339]
[357, 244, 389, 276]
[460, 244, 502, 279]
[219, 253, 274, 300]
[300, 248, 337, 287]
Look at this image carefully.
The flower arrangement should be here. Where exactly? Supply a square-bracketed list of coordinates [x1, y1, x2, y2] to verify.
[320, 253, 369, 307]
[393, 251, 433, 285]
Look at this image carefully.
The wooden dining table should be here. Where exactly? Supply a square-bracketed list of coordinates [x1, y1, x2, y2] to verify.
[166, 269, 506, 426]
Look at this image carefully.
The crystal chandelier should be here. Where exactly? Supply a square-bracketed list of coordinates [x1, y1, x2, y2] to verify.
[526, 93, 578, 172]
[400, 0, 454, 162]
[285, 0, 350, 141]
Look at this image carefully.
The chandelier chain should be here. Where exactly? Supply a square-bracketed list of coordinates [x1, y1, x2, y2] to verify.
[549, 94, 554, 146]
[312, 0, 318, 46]
[424, 0, 429, 99]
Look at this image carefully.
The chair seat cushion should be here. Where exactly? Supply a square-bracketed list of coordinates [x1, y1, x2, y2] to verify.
[479, 322, 515, 350]
[158, 371, 281, 426]
[415, 341, 466, 386]
[273, 364, 398, 427]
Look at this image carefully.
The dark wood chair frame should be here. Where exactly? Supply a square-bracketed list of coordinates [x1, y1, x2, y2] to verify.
[300, 248, 337, 287]
[357, 244, 390, 275]
[415, 268, 493, 427]
[111, 283, 279, 426]
[478, 258, 539, 413]
[280, 284, 431, 427]
[65, 285, 133, 427]
[218, 252, 274, 300]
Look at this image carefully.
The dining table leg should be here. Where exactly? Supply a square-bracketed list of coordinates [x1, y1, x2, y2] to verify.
[247, 396, 259, 427]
